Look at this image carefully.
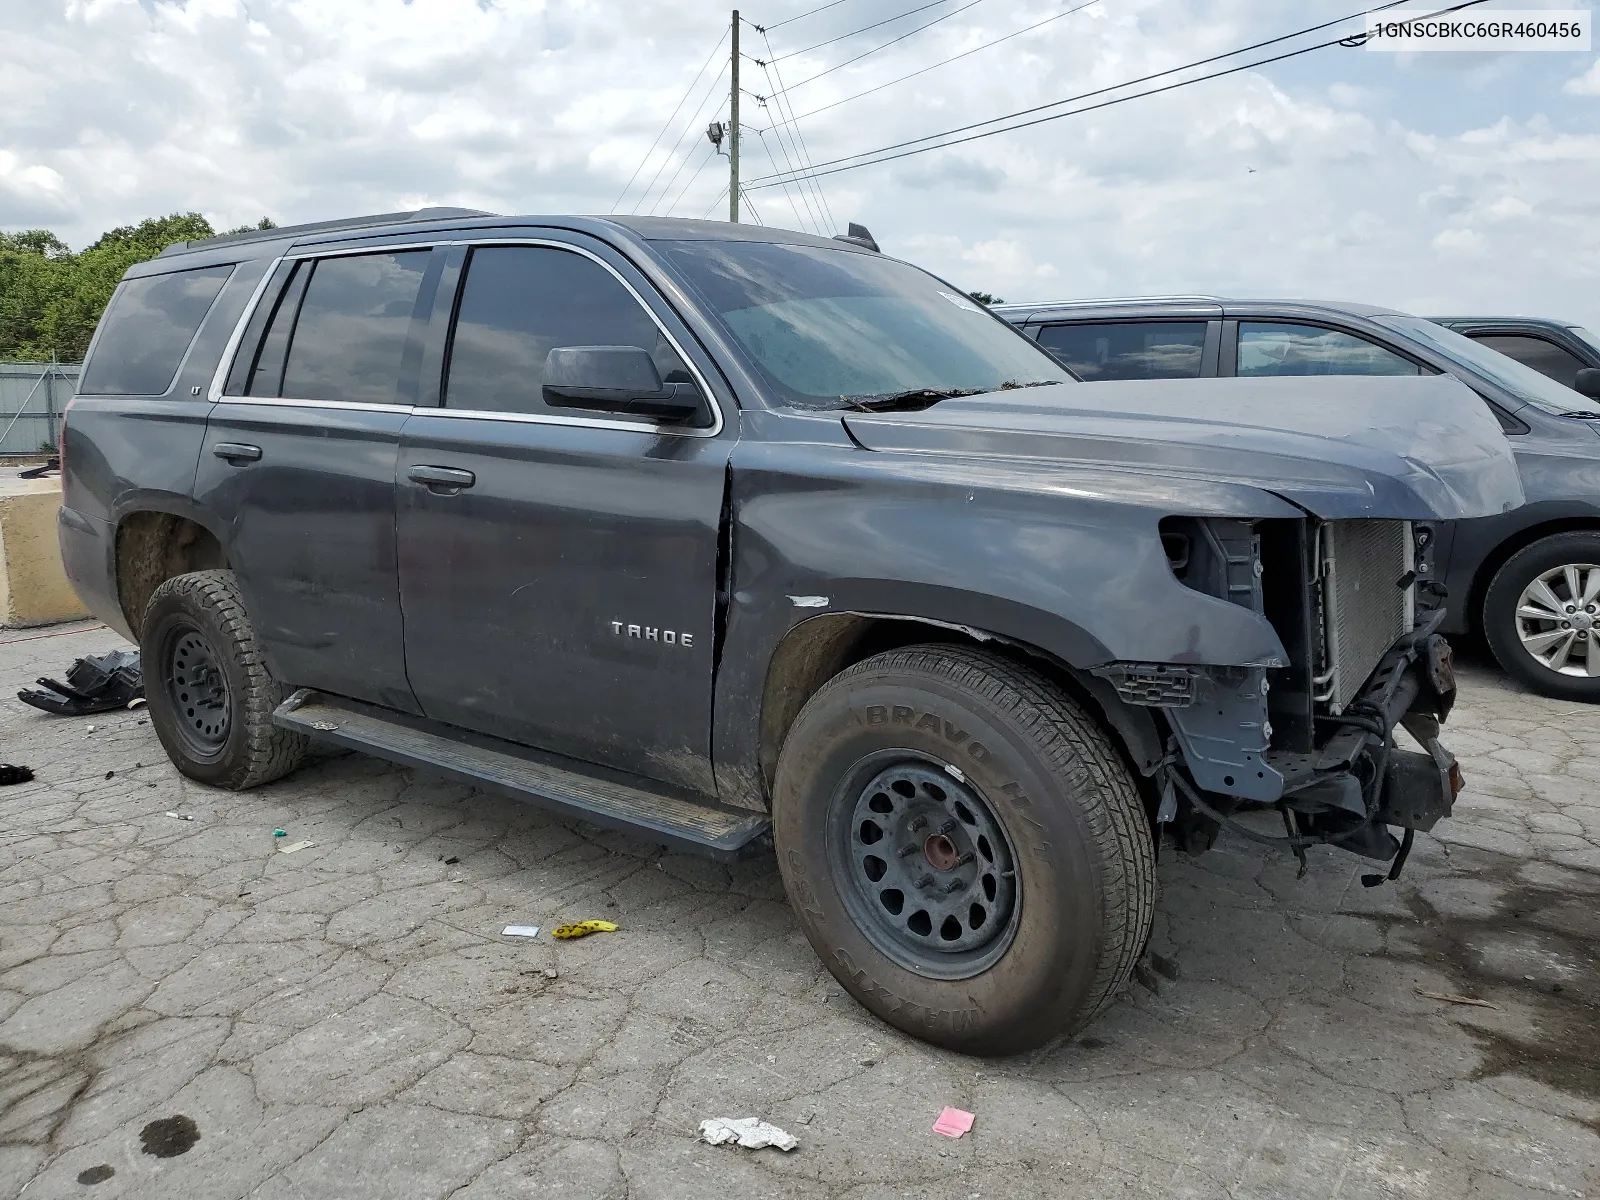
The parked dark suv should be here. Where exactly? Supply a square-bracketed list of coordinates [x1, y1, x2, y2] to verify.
[1000, 297, 1600, 700]
[1431, 316, 1600, 398]
[61, 215, 1520, 1053]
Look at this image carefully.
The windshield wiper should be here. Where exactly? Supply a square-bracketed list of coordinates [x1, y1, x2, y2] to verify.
[842, 380, 1068, 413]
[842, 388, 979, 413]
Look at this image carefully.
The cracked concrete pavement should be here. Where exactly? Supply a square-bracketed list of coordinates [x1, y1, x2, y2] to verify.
[1, 621, 1596, 1199]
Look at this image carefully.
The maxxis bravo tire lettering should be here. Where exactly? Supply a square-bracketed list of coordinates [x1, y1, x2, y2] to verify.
[140, 569, 308, 789]
[772, 645, 1156, 1055]
[1483, 531, 1600, 701]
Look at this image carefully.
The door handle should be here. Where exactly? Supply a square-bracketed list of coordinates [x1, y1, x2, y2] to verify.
[212, 442, 262, 463]
[407, 465, 476, 493]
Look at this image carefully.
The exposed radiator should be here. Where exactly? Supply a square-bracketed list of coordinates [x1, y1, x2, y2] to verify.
[1319, 520, 1414, 713]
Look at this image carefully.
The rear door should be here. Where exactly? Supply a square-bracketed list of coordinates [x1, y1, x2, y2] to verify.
[194, 241, 445, 712]
[395, 235, 734, 796]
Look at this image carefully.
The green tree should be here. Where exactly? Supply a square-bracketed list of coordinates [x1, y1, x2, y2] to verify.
[968, 291, 1005, 306]
[0, 213, 276, 362]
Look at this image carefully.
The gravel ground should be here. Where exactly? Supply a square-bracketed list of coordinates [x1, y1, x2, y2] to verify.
[0, 621, 1596, 1199]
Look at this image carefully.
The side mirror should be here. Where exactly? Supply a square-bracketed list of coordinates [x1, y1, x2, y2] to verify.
[542, 346, 702, 423]
[1574, 368, 1600, 399]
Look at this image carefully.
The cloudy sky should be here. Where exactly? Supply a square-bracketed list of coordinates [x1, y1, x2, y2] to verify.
[3, 0, 1598, 326]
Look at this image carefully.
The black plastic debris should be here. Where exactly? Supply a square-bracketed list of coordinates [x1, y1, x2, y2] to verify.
[17, 649, 143, 716]
[0, 765, 33, 785]
[18, 456, 59, 479]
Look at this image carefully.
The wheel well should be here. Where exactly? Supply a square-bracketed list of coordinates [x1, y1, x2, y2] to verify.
[115, 512, 228, 638]
[757, 614, 1163, 812]
[1466, 518, 1600, 634]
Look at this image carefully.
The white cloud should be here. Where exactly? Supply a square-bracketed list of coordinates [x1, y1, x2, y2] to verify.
[1564, 56, 1600, 95]
[0, 0, 1595, 328]
[1432, 227, 1486, 255]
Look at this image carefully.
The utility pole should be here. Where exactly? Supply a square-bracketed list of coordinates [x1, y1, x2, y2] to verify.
[729, 9, 740, 223]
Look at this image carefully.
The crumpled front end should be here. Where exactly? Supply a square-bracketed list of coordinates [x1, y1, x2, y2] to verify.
[1094, 515, 1463, 879]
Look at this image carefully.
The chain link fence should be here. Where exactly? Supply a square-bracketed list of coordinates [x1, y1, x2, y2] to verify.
[0, 361, 80, 457]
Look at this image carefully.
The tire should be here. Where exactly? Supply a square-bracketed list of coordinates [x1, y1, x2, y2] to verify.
[1484, 532, 1600, 701]
[140, 569, 308, 789]
[772, 645, 1156, 1056]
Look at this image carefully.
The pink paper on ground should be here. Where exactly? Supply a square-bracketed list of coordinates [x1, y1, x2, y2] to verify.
[932, 1106, 975, 1138]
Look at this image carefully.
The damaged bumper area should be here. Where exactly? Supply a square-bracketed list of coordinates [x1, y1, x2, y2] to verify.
[1097, 516, 1470, 882]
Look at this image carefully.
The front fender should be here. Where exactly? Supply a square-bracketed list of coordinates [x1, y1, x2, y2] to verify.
[711, 436, 1296, 801]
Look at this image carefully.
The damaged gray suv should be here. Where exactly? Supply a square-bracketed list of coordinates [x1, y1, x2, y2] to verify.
[59, 212, 1523, 1054]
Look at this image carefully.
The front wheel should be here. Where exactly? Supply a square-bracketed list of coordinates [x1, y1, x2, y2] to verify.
[1484, 532, 1600, 701]
[140, 570, 307, 789]
[772, 645, 1155, 1056]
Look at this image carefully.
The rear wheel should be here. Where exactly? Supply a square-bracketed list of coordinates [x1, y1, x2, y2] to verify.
[772, 645, 1155, 1056]
[1484, 532, 1600, 701]
[141, 570, 307, 789]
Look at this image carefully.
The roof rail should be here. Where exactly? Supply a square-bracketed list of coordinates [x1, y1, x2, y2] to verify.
[157, 207, 498, 258]
[995, 294, 1225, 309]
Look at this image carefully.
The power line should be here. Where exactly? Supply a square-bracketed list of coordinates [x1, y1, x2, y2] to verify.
[790, 0, 1101, 122]
[740, 186, 766, 224]
[612, 28, 729, 212]
[755, 126, 819, 230]
[751, 89, 826, 232]
[760, 0, 852, 33]
[700, 184, 732, 218]
[632, 64, 729, 214]
[663, 137, 724, 216]
[648, 103, 728, 215]
[758, 28, 837, 231]
[765, 0, 954, 63]
[748, 0, 1481, 188]
[778, 0, 987, 91]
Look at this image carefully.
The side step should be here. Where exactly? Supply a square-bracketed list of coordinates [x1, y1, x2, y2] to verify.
[272, 690, 770, 861]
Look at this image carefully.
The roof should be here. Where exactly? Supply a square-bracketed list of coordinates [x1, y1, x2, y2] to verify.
[1430, 315, 1582, 330]
[152, 210, 862, 264]
[995, 296, 1410, 321]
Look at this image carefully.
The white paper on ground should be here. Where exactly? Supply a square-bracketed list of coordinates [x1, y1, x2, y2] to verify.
[502, 925, 541, 938]
[698, 1117, 798, 1152]
[277, 840, 315, 854]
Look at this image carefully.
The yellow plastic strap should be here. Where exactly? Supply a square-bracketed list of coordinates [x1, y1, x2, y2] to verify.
[549, 919, 619, 939]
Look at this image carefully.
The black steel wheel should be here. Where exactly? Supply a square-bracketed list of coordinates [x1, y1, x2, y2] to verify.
[160, 623, 233, 759]
[773, 644, 1156, 1056]
[828, 755, 1019, 979]
[140, 570, 307, 789]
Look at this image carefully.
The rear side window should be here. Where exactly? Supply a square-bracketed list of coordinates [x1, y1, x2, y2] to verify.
[443, 245, 690, 416]
[1469, 334, 1586, 390]
[80, 264, 234, 395]
[274, 252, 432, 405]
[1237, 322, 1421, 378]
[1037, 321, 1207, 381]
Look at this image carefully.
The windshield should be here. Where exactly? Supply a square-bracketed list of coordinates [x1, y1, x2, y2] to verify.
[659, 239, 1066, 407]
[1569, 326, 1600, 358]
[1377, 316, 1600, 415]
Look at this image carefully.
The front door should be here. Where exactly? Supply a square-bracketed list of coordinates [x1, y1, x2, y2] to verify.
[195, 245, 442, 712]
[396, 238, 733, 795]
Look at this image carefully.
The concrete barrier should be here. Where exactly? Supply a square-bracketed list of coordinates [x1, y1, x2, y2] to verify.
[0, 476, 88, 626]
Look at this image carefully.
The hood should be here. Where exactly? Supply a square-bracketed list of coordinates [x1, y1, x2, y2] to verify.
[842, 375, 1525, 520]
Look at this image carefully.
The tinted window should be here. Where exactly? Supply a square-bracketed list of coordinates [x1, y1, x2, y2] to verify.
[1037, 321, 1207, 381]
[661, 240, 1064, 407]
[1237, 322, 1421, 378]
[244, 262, 311, 397]
[445, 245, 691, 417]
[80, 264, 234, 395]
[278, 251, 430, 405]
[1470, 334, 1586, 389]
[1380, 316, 1599, 415]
